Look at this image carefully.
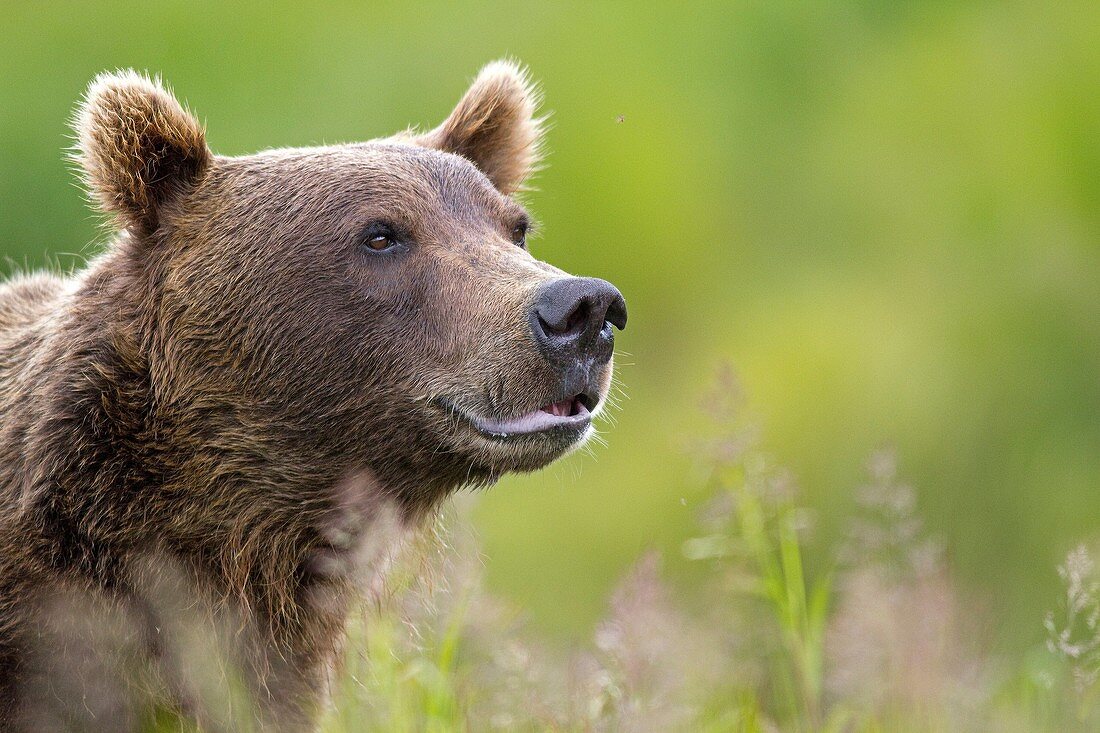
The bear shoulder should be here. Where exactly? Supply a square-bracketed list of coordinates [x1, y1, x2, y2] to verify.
[0, 272, 67, 335]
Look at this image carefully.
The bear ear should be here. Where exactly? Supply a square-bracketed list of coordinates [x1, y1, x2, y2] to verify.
[73, 70, 211, 232]
[415, 60, 545, 195]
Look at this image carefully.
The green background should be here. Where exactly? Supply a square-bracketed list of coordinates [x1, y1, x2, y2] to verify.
[2, 0, 1098, 655]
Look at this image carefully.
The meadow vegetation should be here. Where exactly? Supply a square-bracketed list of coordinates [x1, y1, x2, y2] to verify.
[302, 369, 1098, 732]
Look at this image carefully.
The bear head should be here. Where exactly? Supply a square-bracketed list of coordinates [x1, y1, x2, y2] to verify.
[72, 62, 626, 515]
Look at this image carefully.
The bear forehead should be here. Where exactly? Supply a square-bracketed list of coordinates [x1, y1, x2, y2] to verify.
[214, 142, 523, 223]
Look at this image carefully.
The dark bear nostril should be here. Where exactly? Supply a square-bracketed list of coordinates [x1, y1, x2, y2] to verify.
[530, 277, 627, 363]
[540, 297, 590, 338]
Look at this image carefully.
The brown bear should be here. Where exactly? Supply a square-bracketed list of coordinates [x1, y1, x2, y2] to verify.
[0, 61, 625, 730]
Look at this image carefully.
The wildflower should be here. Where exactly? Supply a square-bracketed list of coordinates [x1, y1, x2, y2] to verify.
[1045, 544, 1100, 694]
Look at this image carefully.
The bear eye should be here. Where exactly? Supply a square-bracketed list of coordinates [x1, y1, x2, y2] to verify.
[361, 222, 400, 253]
[510, 221, 528, 248]
[367, 234, 393, 251]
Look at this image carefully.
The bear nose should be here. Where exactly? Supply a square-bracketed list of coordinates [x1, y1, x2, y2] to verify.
[529, 277, 627, 366]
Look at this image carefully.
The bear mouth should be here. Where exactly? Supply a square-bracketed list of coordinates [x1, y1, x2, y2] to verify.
[437, 393, 597, 441]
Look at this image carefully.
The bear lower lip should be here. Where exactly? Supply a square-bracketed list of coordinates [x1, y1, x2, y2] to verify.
[437, 396, 592, 439]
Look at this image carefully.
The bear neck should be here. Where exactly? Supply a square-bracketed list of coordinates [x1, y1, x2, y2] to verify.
[9, 244, 361, 633]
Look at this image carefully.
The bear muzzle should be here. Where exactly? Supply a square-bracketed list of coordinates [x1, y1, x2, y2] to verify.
[437, 276, 626, 443]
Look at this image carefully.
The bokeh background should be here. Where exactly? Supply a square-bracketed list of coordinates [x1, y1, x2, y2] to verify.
[2, 0, 1098, 659]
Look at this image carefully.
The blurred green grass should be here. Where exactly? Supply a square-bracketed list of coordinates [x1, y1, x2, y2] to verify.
[2, 0, 1099, 656]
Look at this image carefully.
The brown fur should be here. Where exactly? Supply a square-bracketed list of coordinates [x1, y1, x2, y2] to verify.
[0, 61, 620, 730]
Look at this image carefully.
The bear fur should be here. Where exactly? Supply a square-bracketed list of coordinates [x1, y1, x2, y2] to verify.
[0, 61, 620, 730]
